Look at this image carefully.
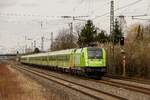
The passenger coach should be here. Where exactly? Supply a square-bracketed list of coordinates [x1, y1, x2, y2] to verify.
[20, 47, 106, 77]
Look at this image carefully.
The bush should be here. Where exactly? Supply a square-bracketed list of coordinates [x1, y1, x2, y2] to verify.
[104, 40, 150, 78]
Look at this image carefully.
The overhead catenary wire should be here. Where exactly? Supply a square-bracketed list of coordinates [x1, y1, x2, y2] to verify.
[0, 12, 89, 26]
[0, 12, 89, 19]
[0, 0, 147, 27]
[0, 15, 88, 24]
[0, 0, 144, 23]
[92, 0, 143, 20]
[132, 17, 150, 21]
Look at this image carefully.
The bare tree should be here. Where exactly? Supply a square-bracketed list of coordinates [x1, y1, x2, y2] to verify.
[51, 28, 77, 51]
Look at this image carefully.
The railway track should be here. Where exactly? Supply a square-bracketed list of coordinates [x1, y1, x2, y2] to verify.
[11, 62, 150, 99]
[13, 65, 126, 100]
[98, 79, 150, 95]
[104, 75, 150, 85]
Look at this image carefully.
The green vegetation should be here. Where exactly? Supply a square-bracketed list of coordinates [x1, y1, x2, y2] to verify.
[50, 19, 150, 79]
[111, 19, 123, 45]
[77, 20, 97, 47]
[33, 48, 40, 53]
[106, 23, 150, 78]
[96, 30, 109, 43]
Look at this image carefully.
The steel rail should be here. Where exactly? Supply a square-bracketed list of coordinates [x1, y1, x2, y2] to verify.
[97, 80, 150, 95]
[13, 62, 150, 96]
[14, 65, 126, 100]
[104, 75, 150, 85]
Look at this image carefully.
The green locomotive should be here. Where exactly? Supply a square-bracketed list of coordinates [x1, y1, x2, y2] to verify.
[20, 47, 106, 77]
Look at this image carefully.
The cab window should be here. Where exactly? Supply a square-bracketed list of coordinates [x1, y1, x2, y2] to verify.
[88, 48, 102, 59]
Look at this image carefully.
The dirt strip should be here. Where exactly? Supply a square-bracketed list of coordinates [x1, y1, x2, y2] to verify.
[0, 62, 62, 100]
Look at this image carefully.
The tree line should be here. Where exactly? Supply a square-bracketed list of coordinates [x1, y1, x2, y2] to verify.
[51, 19, 124, 50]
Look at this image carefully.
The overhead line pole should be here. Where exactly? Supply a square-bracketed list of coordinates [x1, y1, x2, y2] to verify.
[51, 32, 53, 50]
[93, 0, 143, 20]
[69, 22, 73, 48]
[110, 0, 114, 35]
[34, 40, 36, 49]
[40, 20, 44, 51]
[110, 0, 115, 75]
[41, 36, 44, 51]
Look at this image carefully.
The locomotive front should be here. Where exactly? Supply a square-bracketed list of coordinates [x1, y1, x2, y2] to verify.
[83, 47, 106, 75]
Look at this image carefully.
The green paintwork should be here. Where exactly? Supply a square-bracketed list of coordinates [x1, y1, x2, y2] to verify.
[20, 47, 106, 69]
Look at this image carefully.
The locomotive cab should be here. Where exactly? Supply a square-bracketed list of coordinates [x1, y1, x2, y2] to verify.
[83, 47, 106, 74]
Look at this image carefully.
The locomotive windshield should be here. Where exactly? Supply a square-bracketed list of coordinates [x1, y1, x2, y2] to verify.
[88, 48, 102, 59]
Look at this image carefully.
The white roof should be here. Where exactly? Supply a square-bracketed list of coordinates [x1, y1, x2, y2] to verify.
[21, 49, 75, 58]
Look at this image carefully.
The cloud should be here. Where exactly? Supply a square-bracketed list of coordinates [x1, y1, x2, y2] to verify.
[0, 0, 18, 8]
[19, 0, 39, 7]
[21, 3, 39, 7]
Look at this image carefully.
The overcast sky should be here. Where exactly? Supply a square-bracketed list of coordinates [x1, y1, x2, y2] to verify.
[0, 0, 149, 54]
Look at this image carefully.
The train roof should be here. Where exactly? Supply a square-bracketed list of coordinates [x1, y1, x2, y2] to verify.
[21, 48, 75, 58]
[21, 47, 103, 58]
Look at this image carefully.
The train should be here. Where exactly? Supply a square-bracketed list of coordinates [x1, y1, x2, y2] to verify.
[20, 47, 106, 77]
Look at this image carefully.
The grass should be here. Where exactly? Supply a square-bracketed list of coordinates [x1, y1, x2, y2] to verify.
[0, 62, 70, 100]
[0, 63, 22, 100]
[0, 63, 47, 100]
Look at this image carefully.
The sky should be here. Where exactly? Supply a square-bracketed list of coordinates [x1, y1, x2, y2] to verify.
[0, 0, 149, 54]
